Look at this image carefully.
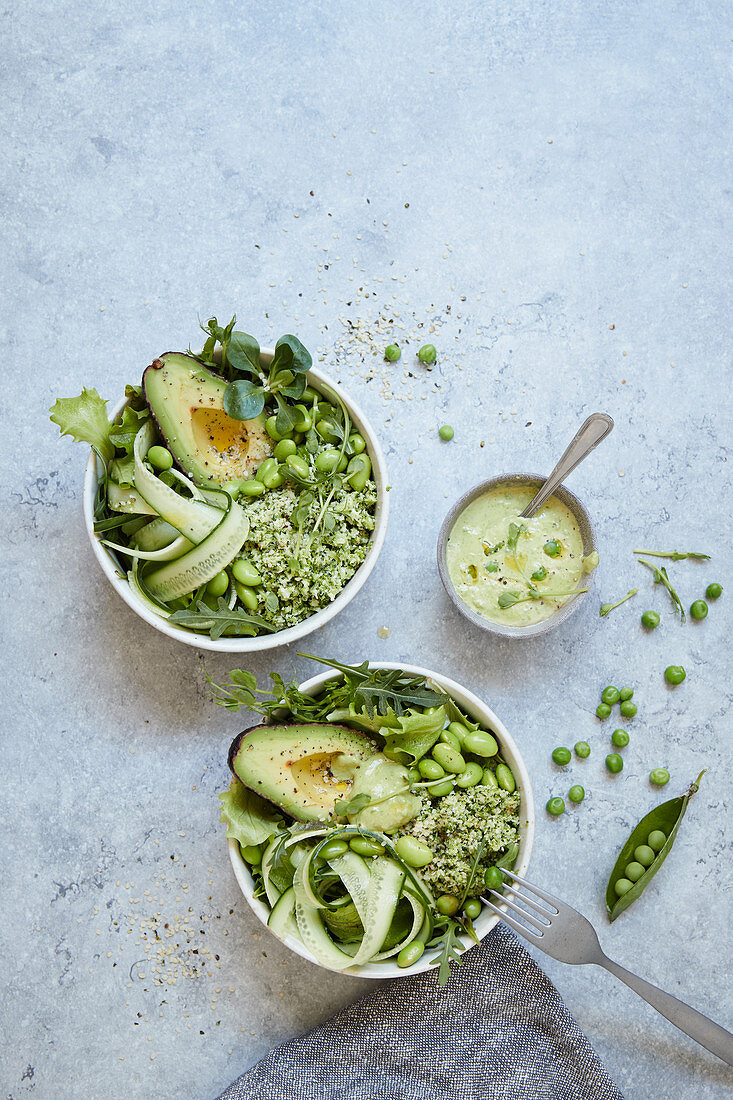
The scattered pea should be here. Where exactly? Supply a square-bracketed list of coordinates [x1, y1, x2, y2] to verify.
[574, 741, 591, 759]
[463, 898, 482, 920]
[231, 558, 262, 587]
[394, 836, 433, 868]
[596, 703, 612, 719]
[543, 538, 562, 558]
[647, 829, 667, 852]
[484, 866, 504, 891]
[438, 424, 454, 441]
[349, 836, 385, 858]
[650, 768, 670, 786]
[619, 700, 637, 718]
[641, 610, 660, 629]
[397, 940, 425, 968]
[384, 344, 401, 362]
[605, 753, 624, 774]
[462, 731, 499, 757]
[435, 894, 460, 916]
[432, 743, 466, 774]
[551, 747, 572, 766]
[690, 599, 708, 620]
[706, 582, 722, 600]
[634, 845, 656, 868]
[418, 758, 445, 781]
[568, 785, 585, 803]
[619, 687, 634, 701]
[664, 665, 686, 686]
[611, 728, 630, 748]
[206, 571, 229, 597]
[147, 444, 173, 471]
[614, 877, 634, 897]
[546, 796, 566, 816]
[456, 762, 484, 788]
[495, 763, 516, 792]
[417, 343, 436, 364]
[601, 686, 620, 705]
[318, 839, 349, 860]
[625, 861, 646, 883]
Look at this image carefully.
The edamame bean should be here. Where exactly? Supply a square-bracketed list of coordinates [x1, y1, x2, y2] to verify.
[439, 728, 462, 751]
[634, 844, 656, 867]
[543, 539, 562, 557]
[647, 829, 667, 852]
[256, 457, 278, 482]
[407, 767, 421, 784]
[619, 701, 637, 718]
[495, 763, 515, 792]
[706, 582, 722, 600]
[481, 768, 498, 787]
[614, 877, 634, 897]
[292, 405, 312, 432]
[336, 453, 349, 472]
[265, 415, 288, 442]
[394, 836, 433, 868]
[625, 861, 645, 882]
[484, 866, 504, 891]
[462, 731, 499, 758]
[315, 448, 340, 473]
[551, 747, 571, 766]
[147, 445, 173, 471]
[234, 582, 259, 610]
[349, 836, 385, 858]
[574, 741, 591, 759]
[546, 797, 566, 816]
[428, 779, 454, 797]
[239, 479, 265, 497]
[232, 558, 262, 587]
[260, 463, 284, 489]
[207, 571, 229, 597]
[241, 844, 262, 865]
[664, 665, 686, 685]
[596, 703, 612, 719]
[397, 940, 425, 968]
[316, 418, 340, 444]
[285, 454, 310, 479]
[318, 839, 349, 859]
[601, 686, 620, 705]
[439, 424, 454, 441]
[568, 785, 585, 803]
[346, 454, 372, 491]
[274, 439, 297, 461]
[649, 768, 670, 786]
[418, 758, 445, 781]
[417, 343, 436, 365]
[463, 898, 482, 920]
[456, 762, 484, 788]
[605, 753, 623, 774]
[641, 610, 660, 629]
[619, 687, 634, 701]
[384, 344, 401, 362]
[301, 385, 320, 405]
[432, 743, 466, 774]
[690, 599, 708, 620]
[348, 432, 366, 454]
[221, 480, 243, 496]
[611, 728, 629, 748]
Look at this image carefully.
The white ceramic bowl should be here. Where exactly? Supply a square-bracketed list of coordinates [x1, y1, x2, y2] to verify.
[82, 353, 389, 652]
[227, 662, 535, 979]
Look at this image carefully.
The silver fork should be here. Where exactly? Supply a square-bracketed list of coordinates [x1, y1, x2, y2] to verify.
[482, 869, 733, 1065]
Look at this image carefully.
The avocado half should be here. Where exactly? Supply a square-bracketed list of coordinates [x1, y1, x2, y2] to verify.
[142, 352, 272, 486]
[229, 723, 380, 821]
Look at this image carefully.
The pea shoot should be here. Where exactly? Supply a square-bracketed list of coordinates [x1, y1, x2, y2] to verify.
[600, 588, 638, 616]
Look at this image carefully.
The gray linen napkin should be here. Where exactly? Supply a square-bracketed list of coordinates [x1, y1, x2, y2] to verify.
[217, 925, 624, 1100]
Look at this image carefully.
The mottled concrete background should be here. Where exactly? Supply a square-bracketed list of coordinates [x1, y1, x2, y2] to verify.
[2, 2, 731, 1097]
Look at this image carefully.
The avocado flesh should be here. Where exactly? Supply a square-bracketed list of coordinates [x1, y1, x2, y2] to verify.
[229, 723, 381, 821]
[142, 352, 272, 487]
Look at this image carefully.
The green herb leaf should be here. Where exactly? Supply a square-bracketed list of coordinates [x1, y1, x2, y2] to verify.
[273, 333, 313, 375]
[633, 549, 711, 561]
[428, 919, 465, 987]
[205, 667, 258, 710]
[506, 523, 525, 557]
[223, 379, 266, 421]
[218, 777, 284, 846]
[499, 587, 589, 610]
[227, 330, 262, 377]
[109, 404, 151, 456]
[334, 792, 372, 817]
[599, 588, 639, 617]
[275, 397, 299, 436]
[50, 388, 115, 464]
[169, 598, 276, 639]
[458, 840, 487, 906]
[382, 706, 447, 764]
[482, 539, 505, 555]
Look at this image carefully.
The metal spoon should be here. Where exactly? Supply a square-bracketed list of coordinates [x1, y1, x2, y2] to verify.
[519, 412, 614, 519]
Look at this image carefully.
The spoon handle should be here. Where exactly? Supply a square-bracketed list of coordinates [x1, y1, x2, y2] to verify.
[520, 413, 614, 519]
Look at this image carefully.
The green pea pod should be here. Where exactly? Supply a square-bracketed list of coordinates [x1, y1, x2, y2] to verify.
[606, 771, 705, 922]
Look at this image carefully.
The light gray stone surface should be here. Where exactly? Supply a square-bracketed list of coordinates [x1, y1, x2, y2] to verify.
[2, 2, 731, 1097]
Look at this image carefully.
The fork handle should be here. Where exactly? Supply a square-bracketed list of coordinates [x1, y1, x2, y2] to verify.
[599, 953, 733, 1065]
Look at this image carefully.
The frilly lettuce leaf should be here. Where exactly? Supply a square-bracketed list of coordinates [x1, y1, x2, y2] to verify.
[382, 705, 447, 764]
[109, 404, 150, 456]
[49, 388, 115, 463]
[218, 777, 284, 846]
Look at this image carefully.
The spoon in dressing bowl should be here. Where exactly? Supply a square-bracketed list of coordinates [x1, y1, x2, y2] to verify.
[519, 413, 614, 519]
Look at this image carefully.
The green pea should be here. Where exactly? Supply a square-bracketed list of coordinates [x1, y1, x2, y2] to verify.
[625, 861, 646, 883]
[543, 539, 562, 558]
[394, 835, 433, 868]
[417, 343, 436, 364]
[614, 877, 634, 897]
[619, 700, 637, 718]
[439, 728, 462, 751]
[462, 731, 499, 758]
[255, 457, 279, 483]
[265, 415, 288, 442]
[706, 582, 722, 600]
[641, 610, 660, 629]
[574, 741, 591, 759]
[418, 758, 445, 781]
[428, 779, 454, 797]
[301, 385, 320, 405]
[285, 454, 310, 479]
[384, 344, 401, 362]
[605, 753, 624, 774]
[551, 746, 571, 766]
[147, 445, 173, 471]
[634, 845, 656, 867]
[234, 582, 259, 611]
[568, 785, 585, 803]
[611, 728, 629, 748]
[546, 796, 566, 816]
[650, 768, 670, 786]
[346, 454, 372, 491]
[456, 762, 484, 788]
[206, 571, 229, 597]
[619, 687, 634, 701]
[531, 566, 547, 581]
[316, 418, 340, 444]
[601, 686, 620, 705]
[647, 829, 667, 851]
[239, 479, 265, 497]
[349, 836, 385, 858]
[348, 432, 367, 454]
[690, 599, 708, 620]
[481, 768, 498, 788]
[407, 767, 421, 784]
[664, 665, 686, 686]
[292, 404, 312, 432]
[495, 763, 516, 792]
[397, 940, 425, 968]
[484, 866, 504, 891]
[318, 839, 349, 860]
[274, 439, 297, 461]
[596, 703, 612, 719]
[432, 743, 466, 774]
[463, 898, 482, 920]
[231, 558, 262, 587]
[435, 894, 460, 916]
[314, 448, 340, 473]
[241, 844, 262, 865]
[438, 424, 454, 441]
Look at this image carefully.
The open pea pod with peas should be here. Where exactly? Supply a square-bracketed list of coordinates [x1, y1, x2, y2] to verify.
[606, 771, 705, 922]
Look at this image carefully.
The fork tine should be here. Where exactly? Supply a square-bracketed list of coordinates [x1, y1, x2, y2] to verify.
[501, 869, 560, 911]
[483, 898, 543, 941]
[482, 890, 550, 933]
[501, 884, 556, 919]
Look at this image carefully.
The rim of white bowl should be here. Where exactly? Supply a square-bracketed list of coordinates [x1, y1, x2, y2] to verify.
[82, 353, 389, 652]
[227, 662, 535, 979]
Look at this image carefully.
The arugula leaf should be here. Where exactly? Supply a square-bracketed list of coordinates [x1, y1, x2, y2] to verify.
[168, 598, 276, 639]
[599, 588, 638, 617]
[458, 840, 487, 906]
[428, 919, 465, 987]
[223, 378, 266, 421]
[633, 549, 710, 561]
[50, 388, 115, 464]
[218, 778, 284, 846]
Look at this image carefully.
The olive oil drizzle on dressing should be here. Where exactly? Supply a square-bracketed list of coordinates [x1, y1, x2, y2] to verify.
[446, 484, 596, 627]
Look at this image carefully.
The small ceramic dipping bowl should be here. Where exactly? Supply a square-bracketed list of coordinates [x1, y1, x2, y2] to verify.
[437, 473, 598, 639]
